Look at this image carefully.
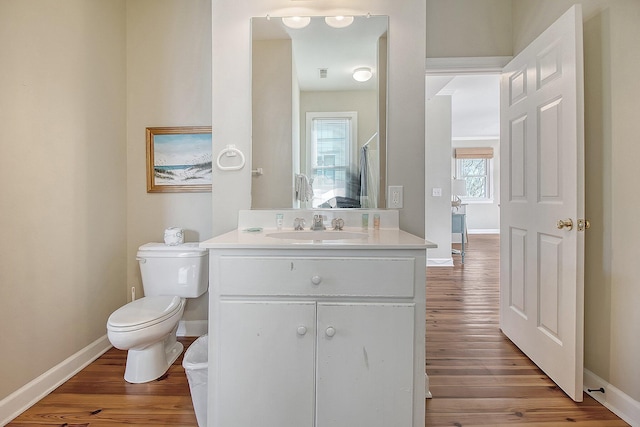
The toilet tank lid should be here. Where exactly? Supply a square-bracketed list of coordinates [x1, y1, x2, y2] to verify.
[137, 242, 207, 257]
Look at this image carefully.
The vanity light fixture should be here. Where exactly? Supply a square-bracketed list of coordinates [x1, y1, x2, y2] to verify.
[282, 16, 311, 29]
[352, 67, 373, 82]
[324, 15, 354, 28]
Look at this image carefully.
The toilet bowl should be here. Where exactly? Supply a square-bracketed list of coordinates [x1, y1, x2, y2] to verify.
[107, 295, 186, 383]
[106, 242, 208, 383]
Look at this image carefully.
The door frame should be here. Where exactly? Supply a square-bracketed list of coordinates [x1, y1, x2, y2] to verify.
[425, 56, 510, 266]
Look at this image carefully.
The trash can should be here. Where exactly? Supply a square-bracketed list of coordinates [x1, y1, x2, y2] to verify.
[183, 335, 208, 427]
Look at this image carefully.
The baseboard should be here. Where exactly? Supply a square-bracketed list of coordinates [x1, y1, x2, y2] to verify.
[584, 369, 640, 427]
[427, 258, 454, 267]
[177, 320, 208, 337]
[0, 335, 112, 426]
[468, 229, 500, 235]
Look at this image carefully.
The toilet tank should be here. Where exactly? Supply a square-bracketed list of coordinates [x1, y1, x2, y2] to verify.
[137, 242, 209, 298]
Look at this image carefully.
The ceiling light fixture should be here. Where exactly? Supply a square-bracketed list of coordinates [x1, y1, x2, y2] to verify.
[282, 16, 311, 29]
[352, 67, 373, 82]
[325, 16, 354, 28]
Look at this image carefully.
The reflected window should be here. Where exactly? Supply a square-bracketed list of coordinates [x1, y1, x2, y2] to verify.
[306, 112, 357, 207]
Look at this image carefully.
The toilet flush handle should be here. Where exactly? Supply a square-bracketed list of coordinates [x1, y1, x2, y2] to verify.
[136, 257, 146, 264]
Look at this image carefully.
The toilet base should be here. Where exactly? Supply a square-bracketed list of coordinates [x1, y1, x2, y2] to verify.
[123, 330, 184, 384]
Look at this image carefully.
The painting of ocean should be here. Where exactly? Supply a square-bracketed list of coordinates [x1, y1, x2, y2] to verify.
[153, 133, 212, 185]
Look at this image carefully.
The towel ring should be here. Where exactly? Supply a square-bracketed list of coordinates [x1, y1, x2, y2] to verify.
[216, 145, 246, 171]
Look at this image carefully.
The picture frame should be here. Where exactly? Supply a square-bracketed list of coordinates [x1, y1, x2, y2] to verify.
[146, 126, 212, 193]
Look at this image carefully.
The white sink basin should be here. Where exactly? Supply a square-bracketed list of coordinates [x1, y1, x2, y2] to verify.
[266, 230, 368, 240]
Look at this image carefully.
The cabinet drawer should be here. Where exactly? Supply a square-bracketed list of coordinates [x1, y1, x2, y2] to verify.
[218, 256, 415, 297]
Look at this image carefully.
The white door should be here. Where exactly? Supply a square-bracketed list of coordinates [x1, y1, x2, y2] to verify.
[500, 5, 585, 401]
[316, 303, 415, 427]
[216, 301, 316, 426]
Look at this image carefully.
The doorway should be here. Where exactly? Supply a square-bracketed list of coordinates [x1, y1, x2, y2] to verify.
[425, 72, 501, 266]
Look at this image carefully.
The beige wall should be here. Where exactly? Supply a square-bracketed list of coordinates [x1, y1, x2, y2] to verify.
[0, 0, 127, 401]
[0, 0, 212, 410]
[211, 0, 426, 238]
[251, 39, 294, 209]
[426, 0, 513, 57]
[513, 0, 640, 404]
[126, 0, 212, 322]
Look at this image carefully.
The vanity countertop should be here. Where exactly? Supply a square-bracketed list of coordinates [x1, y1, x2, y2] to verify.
[200, 227, 436, 250]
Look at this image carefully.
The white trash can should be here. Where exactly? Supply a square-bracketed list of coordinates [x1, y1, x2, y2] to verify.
[183, 335, 208, 427]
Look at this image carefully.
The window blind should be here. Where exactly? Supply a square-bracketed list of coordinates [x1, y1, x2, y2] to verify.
[455, 147, 494, 159]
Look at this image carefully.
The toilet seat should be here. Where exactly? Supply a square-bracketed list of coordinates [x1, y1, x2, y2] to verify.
[107, 296, 183, 333]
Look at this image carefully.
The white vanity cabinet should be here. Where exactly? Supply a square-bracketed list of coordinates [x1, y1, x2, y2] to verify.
[205, 245, 427, 427]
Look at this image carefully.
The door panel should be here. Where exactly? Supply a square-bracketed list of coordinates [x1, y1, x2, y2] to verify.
[216, 301, 316, 426]
[316, 303, 415, 427]
[500, 4, 585, 401]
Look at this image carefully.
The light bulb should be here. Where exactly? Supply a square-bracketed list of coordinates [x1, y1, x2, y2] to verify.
[353, 67, 373, 82]
[325, 16, 354, 29]
[282, 16, 311, 29]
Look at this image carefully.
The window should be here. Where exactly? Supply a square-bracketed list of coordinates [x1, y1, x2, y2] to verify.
[306, 112, 357, 207]
[454, 147, 494, 202]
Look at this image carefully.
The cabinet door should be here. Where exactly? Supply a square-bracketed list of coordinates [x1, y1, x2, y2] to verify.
[216, 301, 316, 427]
[316, 303, 415, 427]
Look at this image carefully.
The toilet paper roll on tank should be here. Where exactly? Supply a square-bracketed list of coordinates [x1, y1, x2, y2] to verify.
[164, 227, 184, 246]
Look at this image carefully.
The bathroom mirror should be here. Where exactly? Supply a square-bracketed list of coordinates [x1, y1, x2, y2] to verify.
[251, 15, 388, 209]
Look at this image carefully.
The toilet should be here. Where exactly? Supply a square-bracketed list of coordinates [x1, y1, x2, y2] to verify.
[107, 242, 208, 383]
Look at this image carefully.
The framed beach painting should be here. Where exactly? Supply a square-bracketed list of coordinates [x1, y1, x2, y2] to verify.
[146, 126, 212, 193]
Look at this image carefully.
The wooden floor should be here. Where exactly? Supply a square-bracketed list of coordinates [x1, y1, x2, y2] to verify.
[425, 234, 626, 426]
[8, 338, 199, 426]
[8, 234, 626, 426]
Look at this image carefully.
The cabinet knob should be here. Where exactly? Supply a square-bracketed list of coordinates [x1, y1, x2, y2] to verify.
[297, 326, 307, 336]
[311, 275, 322, 285]
[325, 326, 336, 337]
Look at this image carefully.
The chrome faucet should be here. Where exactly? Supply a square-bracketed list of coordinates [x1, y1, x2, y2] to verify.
[311, 214, 326, 231]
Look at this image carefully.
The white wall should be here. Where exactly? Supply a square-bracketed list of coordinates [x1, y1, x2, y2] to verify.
[425, 96, 453, 262]
[0, 0, 127, 402]
[211, 0, 426, 238]
[126, 0, 212, 323]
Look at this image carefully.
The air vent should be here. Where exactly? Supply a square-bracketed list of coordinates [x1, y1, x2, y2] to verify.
[319, 68, 328, 79]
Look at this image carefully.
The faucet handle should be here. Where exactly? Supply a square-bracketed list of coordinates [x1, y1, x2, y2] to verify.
[294, 218, 305, 230]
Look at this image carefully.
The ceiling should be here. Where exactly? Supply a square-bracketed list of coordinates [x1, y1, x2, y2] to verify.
[252, 16, 387, 92]
[428, 74, 500, 140]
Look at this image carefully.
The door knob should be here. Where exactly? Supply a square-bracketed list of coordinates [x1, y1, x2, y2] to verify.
[325, 326, 336, 337]
[311, 275, 322, 285]
[297, 326, 307, 336]
[556, 218, 573, 230]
